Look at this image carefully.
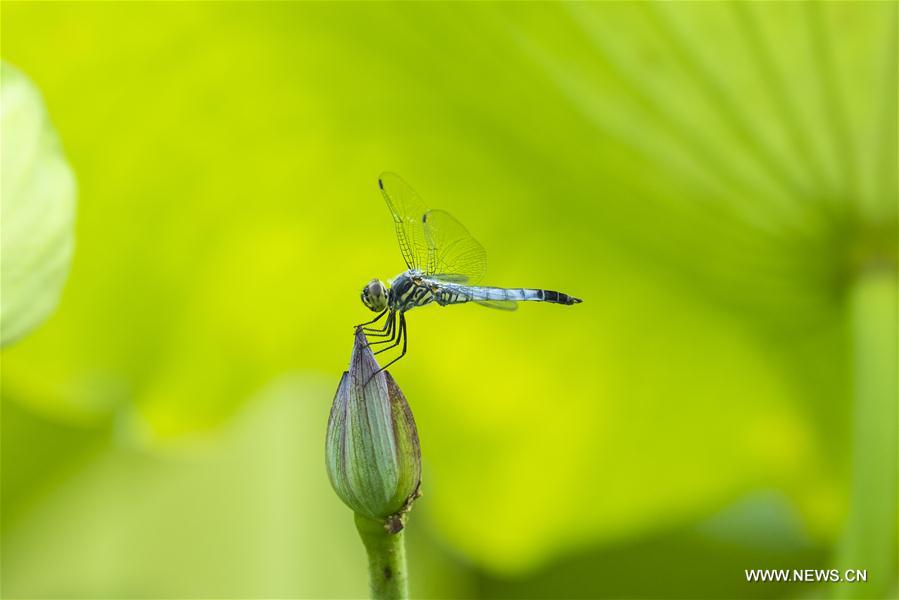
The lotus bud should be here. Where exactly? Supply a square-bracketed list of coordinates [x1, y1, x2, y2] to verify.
[1, 62, 76, 346]
[326, 328, 421, 525]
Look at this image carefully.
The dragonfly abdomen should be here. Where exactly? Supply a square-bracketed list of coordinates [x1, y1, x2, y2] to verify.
[530, 288, 583, 305]
[492, 287, 582, 305]
[436, 285, 582, 306]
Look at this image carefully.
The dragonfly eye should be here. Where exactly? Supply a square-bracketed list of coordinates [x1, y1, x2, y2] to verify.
[361, 279, 388, 312]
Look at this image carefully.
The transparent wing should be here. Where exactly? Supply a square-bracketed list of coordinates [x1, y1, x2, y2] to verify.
[422, 209, 487, 283]
[474, 299, 518, 311]
[378, 172, 430, 271]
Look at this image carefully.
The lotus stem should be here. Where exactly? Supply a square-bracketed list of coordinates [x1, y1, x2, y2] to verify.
[834, 267, 897, 598]
[355, 513, 409, 600]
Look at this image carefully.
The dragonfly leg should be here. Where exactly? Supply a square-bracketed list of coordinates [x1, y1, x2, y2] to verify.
[356, 309, 387, 329]
[375, 314, 408, 372]
[368, 314, 400, 346]
[362, 317, 390, 334]
[365, 314, 408, 385]
[372, 313, 404, 355]
[364, 311, 395, 338]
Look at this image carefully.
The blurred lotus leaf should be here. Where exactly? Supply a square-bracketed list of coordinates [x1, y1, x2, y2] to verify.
[0, 62, 76, 346]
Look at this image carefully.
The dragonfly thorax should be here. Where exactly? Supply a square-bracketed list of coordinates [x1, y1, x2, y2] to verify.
[387, 271, 436, 313]
[361, 278, 389, 312]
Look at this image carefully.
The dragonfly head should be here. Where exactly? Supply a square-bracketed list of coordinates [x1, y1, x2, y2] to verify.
[361, 278, 389, 312]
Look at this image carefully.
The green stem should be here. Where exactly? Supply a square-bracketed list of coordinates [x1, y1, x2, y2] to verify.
[834, 269, 897, 598]
[355, 513, 408, 600]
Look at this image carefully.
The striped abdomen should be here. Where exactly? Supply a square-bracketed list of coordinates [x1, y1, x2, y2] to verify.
[435, 285, 582, 306]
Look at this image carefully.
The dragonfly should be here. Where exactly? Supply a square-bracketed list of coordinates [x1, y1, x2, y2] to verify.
[358, 172, 582, 372]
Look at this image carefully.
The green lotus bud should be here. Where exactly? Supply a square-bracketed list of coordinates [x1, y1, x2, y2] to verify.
[1, 62, 76, 346]
[326, 328, 421, 523]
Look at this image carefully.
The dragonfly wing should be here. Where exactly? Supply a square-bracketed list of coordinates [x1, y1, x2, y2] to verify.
[378, 172, 430, 271]
[422, 209, 487, 283]
[474, 299, 519, 311]
[426, 273, 468, 283]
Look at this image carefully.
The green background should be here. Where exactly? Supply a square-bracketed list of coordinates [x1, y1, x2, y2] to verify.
[1, 2, 896, 598]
